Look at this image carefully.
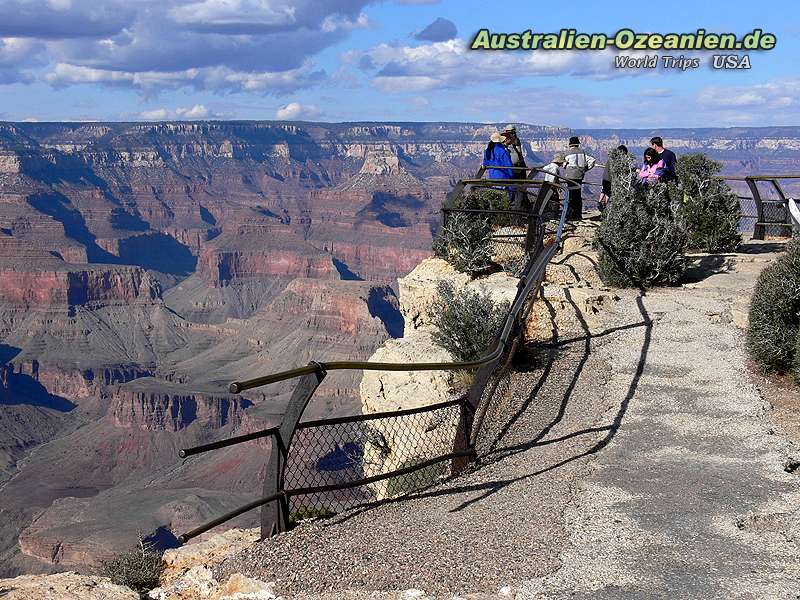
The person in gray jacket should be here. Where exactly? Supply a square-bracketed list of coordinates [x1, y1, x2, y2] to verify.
[563, 136, 596, 220]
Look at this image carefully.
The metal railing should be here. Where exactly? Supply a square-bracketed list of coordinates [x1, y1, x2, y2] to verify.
[175, 166, 576, 543]
[717, 175, 800, 238]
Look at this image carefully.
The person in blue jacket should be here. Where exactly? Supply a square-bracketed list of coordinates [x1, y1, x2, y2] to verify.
[484, 132, 513, 180]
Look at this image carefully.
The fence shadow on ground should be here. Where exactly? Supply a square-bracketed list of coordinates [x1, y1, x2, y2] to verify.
[314, 291, 652, 526]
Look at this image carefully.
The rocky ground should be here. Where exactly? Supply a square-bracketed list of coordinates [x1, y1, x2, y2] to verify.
[4, 226, 798, 599]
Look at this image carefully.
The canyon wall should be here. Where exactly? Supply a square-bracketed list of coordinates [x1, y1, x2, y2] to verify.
[0, 120, 798, 575]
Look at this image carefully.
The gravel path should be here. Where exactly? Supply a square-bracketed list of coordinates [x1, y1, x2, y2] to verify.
[217, 245, 800, 599]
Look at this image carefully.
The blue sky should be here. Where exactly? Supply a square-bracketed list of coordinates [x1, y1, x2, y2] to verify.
[0, 0, 797, 127]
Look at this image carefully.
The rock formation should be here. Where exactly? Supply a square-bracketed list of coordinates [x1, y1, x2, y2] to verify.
[0, 119, 795, 575]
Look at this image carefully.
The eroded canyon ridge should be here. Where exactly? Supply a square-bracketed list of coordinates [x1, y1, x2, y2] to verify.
[1, 121, 798, 576]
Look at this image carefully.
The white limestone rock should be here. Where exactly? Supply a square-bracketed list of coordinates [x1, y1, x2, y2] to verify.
[0, 572, 139, 600]
[360, 330, 457, 499]
[398, 257, 470, 332]
[160, 528, 260, 587]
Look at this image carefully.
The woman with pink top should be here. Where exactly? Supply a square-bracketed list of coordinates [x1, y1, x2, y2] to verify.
[638, 148, 664, 183]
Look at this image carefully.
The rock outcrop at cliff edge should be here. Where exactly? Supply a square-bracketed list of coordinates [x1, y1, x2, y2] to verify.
[0, 572, 139, 600]
[360, 258, 522, 500]
[397, 257, 519, 333]
[360, 331, 456, 500]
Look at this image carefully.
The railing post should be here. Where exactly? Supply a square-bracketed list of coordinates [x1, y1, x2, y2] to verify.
[524, 213, 543, 258]
[770, 179, 793, 234]
[451, 399, 474, 474]
[746, 177, 765, 240]
[261, 363, 326, 539]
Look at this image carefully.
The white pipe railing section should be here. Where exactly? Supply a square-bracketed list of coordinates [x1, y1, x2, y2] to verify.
[788, 197, 800, 229]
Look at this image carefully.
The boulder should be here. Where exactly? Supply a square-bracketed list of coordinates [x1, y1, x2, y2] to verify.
[0, 572, 138, 600]
[397, 258, 469, 331]
[397, 257, 519, 332]
[160, 528, 259, 586]
[148, 566, 278, 600]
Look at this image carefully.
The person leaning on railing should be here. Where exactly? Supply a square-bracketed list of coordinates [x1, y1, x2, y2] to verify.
[536, 152, 565, 215]
[483, 132, 514, 197]
[500, 124, 531, 211]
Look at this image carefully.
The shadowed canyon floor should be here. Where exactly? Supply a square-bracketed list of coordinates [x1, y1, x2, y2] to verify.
[210, 239, 799, 599]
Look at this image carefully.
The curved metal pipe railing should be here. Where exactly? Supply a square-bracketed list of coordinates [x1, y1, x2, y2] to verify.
[176, 166, 573, 543]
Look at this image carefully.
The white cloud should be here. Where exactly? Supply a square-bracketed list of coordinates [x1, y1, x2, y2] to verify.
[640, 88, 672, 98]
[2, 0, 374, 95]
[169, 0, 298, 29]
[138, 104, 219, 120]
[697, 79, 800, 109]
[359, 38, 654, 93]
[44, 62, 324, 95]
[275, 102, 321, 120]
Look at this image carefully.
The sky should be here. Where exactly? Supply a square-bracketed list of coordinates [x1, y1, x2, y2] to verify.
[0, 0, 798, 128]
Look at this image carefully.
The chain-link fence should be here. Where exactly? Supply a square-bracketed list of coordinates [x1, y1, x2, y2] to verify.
[286, 400, 464, 518]
[438, 208, 537, 276]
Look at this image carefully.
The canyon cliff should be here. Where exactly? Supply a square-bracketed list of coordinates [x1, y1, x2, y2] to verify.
[0, 120, 798, 575]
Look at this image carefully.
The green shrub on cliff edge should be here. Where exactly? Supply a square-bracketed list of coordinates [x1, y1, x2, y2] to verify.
[674, 153, 741, 252]
[430, 281, 510, 362]
[451, 187, 511, 212]
[597, 149, 688, 287]
[100, 536, 163, 598]
[432, 212, 494, 274]
[747, 238, 800, 375]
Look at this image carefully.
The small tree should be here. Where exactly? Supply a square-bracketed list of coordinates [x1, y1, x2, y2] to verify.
[432, 212, 494, 274]
[674, 153, 741, 252]
[747, 238, 800, 374]
[430, 281, 510, 362]
[597, 149, 688, 287]
[100, 536, 164, 598]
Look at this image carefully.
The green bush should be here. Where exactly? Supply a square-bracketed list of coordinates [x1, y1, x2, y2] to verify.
[432, 212, 494, 274]
[100, 537, 164, 598]
[289, 505, 334, 526]
[430, 280, 510, 361]
[674, 153, 741, 252]
[451, 187, 511, 212]
[747, 238, 800, 374]
[597, 149, 688, 287]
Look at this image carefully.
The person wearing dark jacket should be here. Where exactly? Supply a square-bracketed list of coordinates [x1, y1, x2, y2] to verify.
[650, 136, 677, 182]
[501, 124, 529, 210]
[562, 136, 596, 220]
[600, 144, 627, 212]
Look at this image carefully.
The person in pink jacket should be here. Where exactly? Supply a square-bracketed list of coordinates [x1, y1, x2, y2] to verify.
[638, 148, 664, 183]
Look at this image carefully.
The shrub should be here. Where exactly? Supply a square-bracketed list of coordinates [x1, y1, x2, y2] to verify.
[597, 149, 688, 287]
[451, 187, 511, 212]
[674, 153, 741, 252]
[747, 238, 800, 374]
[430, 280, 510, 362]
[100, 536, 164, 598]
[432, 212, 494, 274]
[289, 506, 334, 526]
